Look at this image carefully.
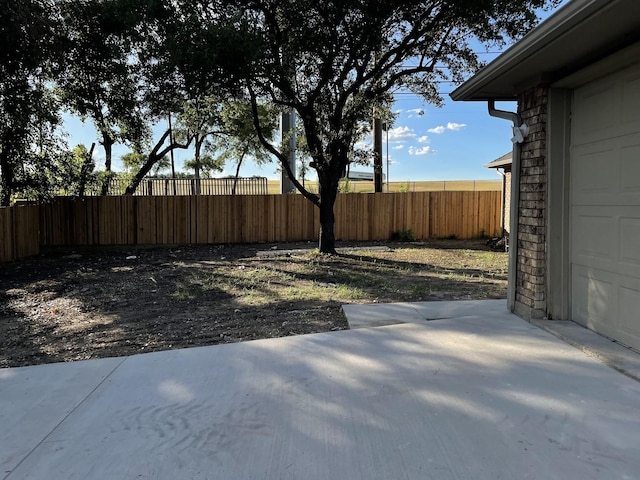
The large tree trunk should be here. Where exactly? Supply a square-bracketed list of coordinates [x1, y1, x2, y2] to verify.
[231, 155, 244, 195]
[76, 143, 95, 198]
[317, 175, 339, 254]
[100, 134, 114, 196]
[194, 135, 202, 195]
[0, 152, 14, 206]
[124, 129, 190, 195]
[125, 150, 162, 195]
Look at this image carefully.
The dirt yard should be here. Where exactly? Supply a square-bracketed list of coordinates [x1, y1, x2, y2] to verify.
[0, 239, 508, 368]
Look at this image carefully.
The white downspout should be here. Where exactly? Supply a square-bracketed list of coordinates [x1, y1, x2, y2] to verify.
[487, 100, 528, 312]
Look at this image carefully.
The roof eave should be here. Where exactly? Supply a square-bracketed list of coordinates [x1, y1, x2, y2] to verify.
[450, 0, 612, 102]
[484, 160, 512, 169]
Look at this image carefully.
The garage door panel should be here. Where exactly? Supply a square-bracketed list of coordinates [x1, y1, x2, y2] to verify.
[621, 143, 640, 194]
[571, 61, 640, 351]
[620, 216, 640, 279]
[572, 207, 640, 278]
[612, 278, 640, 337]
[571, 265, 616, 327]
[571, 266, 640, 350]
[571, 144, 617, 201]
[621, 70, 640, 125]
[571, 208, 616, 266]
[572, 81, 619, 144]
[572, 132, 640, 205]
[573, 65, 640, 145]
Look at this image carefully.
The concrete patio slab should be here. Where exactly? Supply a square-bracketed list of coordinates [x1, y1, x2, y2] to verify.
[2, 310, 640, 479]
[342, 299, 508, 329]
[341, 301, 423, 328]
[408, 298, 508, 319]
[0, 357, 124, 477]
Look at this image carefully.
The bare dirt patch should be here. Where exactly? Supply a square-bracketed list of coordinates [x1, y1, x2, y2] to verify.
[0, 239, 507, 367]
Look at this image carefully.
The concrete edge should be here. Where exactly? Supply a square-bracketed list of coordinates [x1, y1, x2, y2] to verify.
[342, 303, 424, 329]
[531, 318, 640, 383]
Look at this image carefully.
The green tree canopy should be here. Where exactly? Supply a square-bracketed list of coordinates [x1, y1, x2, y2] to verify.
[175, 99, 277, 190]
[176, 0, 559, 252]
[0, 0, 65, 205]
[57, 0, 152, 195]
[214, 102, 278, 194]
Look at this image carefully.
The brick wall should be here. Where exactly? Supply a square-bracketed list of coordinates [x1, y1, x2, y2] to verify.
[515, 85, 548, 318]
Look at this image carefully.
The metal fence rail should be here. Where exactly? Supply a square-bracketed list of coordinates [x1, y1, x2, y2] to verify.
[90, 177, 269, 196]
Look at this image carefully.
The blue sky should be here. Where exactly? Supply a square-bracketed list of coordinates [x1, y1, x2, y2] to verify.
[65, 94, 516, 182]
[368, 97, 516, 182]
[66, 2, 567, 182]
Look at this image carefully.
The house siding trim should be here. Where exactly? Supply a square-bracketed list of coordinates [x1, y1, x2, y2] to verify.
[545, 88, 572, 321]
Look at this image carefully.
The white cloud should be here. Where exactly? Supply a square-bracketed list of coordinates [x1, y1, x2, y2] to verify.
[447, 122, 467, 131]
[417, 135, 430, 143]
[408, 146, 434, 156]
[428, 122, 467, 134]
[393, 144, 404, 150]
[387, 126, 416, 143]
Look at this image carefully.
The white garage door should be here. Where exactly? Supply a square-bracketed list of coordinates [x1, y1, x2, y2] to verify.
[571, 63, 640, 350]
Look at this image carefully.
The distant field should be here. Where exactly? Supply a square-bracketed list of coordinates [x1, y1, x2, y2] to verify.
[267, 179, 502, 194]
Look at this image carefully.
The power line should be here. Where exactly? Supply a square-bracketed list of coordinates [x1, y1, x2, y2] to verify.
[393, 91, 456, 96]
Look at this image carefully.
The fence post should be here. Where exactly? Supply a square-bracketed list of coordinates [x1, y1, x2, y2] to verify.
[6, 189, 501, 255]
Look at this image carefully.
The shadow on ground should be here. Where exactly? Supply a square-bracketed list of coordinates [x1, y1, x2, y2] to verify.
[0, 239, 507, 367]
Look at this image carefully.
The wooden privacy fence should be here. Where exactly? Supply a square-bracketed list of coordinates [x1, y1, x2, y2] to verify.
[38, 191, 501, 247]
[335, 191, 501, 241]
[0, 205, 40, 262]
[0, 192, 501, 261]
[40, 195, 317, 246]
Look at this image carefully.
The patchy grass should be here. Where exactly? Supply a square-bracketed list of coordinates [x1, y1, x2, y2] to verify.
[0, 239, 507, 367]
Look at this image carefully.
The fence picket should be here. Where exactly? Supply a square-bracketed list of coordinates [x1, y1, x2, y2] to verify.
[0, 206, 40, 262]
[2, 191, 502, 261]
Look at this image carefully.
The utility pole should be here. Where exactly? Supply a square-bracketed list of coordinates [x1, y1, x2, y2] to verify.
[280, 109, 297, 194]
[373, 116, 383, 192]
[384, 122, 390, 192]
[279, 32, 297, 195]
[372, 47, 383, 193]
[168, 114, 177, 195]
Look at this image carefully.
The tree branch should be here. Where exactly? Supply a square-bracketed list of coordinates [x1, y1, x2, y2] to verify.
[124, 128, 193, 195]
[247, 85, 319, 206]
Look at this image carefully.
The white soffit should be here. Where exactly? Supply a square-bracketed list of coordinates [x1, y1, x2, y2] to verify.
[450, 0, 640, 101]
